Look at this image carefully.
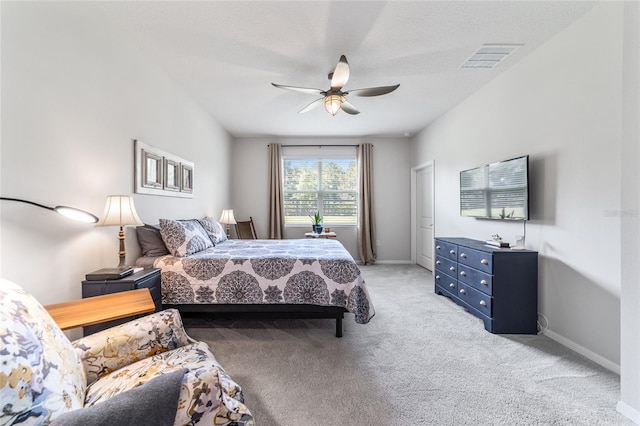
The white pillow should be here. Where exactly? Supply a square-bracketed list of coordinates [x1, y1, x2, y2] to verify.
[159, 219, 213, 257]
[198, 217, 227, 245]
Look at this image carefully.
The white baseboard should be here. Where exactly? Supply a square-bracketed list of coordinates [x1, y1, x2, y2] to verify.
[543, 329, 620, 374]
[373, 260, 412, 265]
[616, 400, 640, 425]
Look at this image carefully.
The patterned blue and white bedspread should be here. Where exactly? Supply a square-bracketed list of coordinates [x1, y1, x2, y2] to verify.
[154, 238, 374, 324]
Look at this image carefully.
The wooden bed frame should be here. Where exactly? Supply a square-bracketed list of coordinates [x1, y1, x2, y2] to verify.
[165, 303, 348, 337]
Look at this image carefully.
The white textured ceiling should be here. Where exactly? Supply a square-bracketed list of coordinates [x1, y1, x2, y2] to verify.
[96, 1, 596, 138]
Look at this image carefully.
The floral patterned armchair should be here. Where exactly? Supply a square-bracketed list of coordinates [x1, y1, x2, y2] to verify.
[0, 278, 254, 425]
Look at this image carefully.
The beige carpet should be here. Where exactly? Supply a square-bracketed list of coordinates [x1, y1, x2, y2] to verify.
[184, 264, 626, 426]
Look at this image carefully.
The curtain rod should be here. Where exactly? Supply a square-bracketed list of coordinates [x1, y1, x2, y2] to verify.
[267, 144, 368, 147]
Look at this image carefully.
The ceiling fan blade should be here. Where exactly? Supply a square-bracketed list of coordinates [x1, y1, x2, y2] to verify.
[330, 55, 350, 90]
[298, 98, 323, 114]
[272, 83, 324, 96]
[346, 84, 400, 97]
[340, 100, 360, 115]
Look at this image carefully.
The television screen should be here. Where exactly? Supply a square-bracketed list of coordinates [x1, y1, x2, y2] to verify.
[460, 155, 529, 220]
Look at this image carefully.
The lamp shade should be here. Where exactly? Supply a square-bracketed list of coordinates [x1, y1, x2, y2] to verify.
[96, 195, 143, 227]
[218, 209, 236, 225]
[54, 206, 100, 223]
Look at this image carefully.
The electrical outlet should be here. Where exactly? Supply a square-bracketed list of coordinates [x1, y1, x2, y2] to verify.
[376, 240, 381, 247]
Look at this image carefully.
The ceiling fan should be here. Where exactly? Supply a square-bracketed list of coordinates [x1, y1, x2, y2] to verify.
[272, 55, 400, 116]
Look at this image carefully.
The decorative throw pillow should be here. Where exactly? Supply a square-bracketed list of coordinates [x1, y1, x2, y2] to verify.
[136, 224, 170, 257]
[0, 278, 87, 423]
[50, 368, 187, 426]
[159, 219, 213, 257]
[198, 217, 227, 245]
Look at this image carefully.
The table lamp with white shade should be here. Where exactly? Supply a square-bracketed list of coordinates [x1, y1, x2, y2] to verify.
[218, 209, 236, 238]
[96, 195, 143, 269]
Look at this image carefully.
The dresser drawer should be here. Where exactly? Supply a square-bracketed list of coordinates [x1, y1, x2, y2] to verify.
[457, 282, 492, 317]
[458, 266, 493, 296]
[434, 271, 457, 295]
[435, 255, 457, 276]
[458, 247, 493, 274]
[434, 237, 537, 334]
[435, 240, 458, 260]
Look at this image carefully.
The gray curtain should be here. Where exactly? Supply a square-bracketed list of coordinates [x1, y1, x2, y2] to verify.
[357, 143, 376, 265]
[268, 143, 285, 239]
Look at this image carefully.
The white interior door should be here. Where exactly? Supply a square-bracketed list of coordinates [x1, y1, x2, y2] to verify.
[416, 164, 434, 271]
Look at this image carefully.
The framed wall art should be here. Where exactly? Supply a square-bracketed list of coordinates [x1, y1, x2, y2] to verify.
[134, 140, 194, 198]
[142, 150, 163, 189]
[181, 163, 193, 193]
[164, 158, 180, 192]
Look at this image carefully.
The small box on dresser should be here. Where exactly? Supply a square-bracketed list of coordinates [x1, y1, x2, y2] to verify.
[81, 268, 162, 335]
[434, 237, 538, 334]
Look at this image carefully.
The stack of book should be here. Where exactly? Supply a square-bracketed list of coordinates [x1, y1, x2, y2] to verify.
[85, 267, 134, 281]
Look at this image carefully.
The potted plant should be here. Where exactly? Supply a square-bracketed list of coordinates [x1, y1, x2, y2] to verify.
[310, 211, 323, 234]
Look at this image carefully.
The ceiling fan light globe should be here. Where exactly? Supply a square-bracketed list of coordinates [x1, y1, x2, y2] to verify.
[323, 95, 344, 116]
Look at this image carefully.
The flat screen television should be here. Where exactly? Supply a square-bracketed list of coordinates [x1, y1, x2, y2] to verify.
[460, 155, 529, 220]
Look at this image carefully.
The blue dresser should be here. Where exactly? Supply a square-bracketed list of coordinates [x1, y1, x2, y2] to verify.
[434, 237, 538, 334]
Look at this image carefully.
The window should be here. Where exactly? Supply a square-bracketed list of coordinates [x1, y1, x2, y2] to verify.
[282, 149, 358, 226]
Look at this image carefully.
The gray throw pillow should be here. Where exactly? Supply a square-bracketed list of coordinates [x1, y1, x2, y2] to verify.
[50, 368, 187, 426]
[136, 224, 170, 257]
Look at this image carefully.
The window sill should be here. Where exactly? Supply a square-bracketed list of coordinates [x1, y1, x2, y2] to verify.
[285, 224, 356, 228]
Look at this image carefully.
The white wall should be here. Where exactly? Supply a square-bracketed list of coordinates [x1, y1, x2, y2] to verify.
[0, 3, 232, 308]
[618, 1, 640, 422]
[411, 3, 624, 370]
[231, 137, 411, 263]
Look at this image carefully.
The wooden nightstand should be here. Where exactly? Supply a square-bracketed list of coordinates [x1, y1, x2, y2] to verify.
[81, 268, 161, 335]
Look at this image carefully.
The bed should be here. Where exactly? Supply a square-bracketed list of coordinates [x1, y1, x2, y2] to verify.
[136, 220, 374, 337]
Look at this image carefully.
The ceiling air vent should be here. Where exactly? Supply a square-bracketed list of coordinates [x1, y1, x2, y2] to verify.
[461, 44, 523, 69]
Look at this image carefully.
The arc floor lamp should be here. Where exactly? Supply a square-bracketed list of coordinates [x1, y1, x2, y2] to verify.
[0, 197, 99, 223]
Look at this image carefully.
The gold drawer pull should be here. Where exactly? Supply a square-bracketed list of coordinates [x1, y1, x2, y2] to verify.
[460, 271, 466, 277]
[459, 289, 466, 295]
[436, 245, 441, 250]
[449, 266, 455, 272]
[449, 249, 455, 255]
[460, 253, 467, 258]
[480, 300, 487, 307]
[481, 259, 488, 265]
[436, 260, 441, 265]
[449, 283, 455, 288]
[480, 279, 488, 286]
